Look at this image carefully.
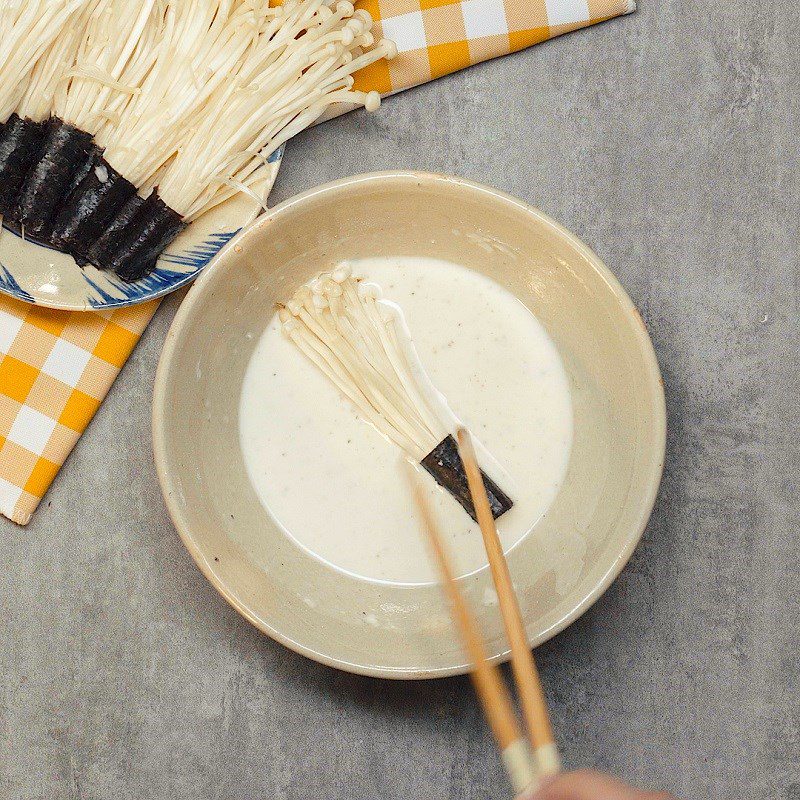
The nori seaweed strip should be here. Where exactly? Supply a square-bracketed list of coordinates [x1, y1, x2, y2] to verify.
[88, 192, 186, 281]
[52, 144, 101, 259]
[86, 192, 145, 267]
[61, 141, 102, 204]
[17, 118, 94, 240]
[421, 435, 513, 522]
[0, 114, 46, 218]
[50, 157, 136, 258]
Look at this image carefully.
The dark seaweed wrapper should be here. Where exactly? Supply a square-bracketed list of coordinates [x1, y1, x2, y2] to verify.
[421, 435, 513, 522]
[0, 114, 47, 219]
[50, 157, 137, 258]
[17, 118, 95, 241]
[88, 191, 146, 268]
[88, 191, 186, 281]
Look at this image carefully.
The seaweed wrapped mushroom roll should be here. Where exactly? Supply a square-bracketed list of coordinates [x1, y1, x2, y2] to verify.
[0, 115, 47, 220]
[278, 266, 514, 522]
[51, 0, 271, 260]
[88, 2, 396, 281]
[16, 119, 96, 240]
[89, 192, 186, 281]
[0, 0, 91, 222]
[16, 0, 160, 241]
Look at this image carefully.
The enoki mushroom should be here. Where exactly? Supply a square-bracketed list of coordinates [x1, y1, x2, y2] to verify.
[279, 264, 515, 522]
[280, 263, 448, 461]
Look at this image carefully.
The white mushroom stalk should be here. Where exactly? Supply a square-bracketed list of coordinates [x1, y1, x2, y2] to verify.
[279, 264, 449, 461]
[101, 0, 281, 188]
[16, 0, 97, 123]
[158, 0, 397, 220]
[0, 0, 90, 122]
[54, 0, 162, 135]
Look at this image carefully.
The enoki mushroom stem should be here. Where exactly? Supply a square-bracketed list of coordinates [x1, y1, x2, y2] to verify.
[280, 263, 448, 461]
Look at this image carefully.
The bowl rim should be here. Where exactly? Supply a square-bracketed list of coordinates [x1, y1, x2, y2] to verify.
[152, 170, 667, 680]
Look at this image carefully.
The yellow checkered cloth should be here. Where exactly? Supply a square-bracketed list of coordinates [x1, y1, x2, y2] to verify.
[352, 0, 634, 92]
[0, 297, 158, 524]
[0, 0, 633, 525]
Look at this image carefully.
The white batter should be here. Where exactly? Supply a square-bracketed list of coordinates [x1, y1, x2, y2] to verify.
[239, 257, 574, 585]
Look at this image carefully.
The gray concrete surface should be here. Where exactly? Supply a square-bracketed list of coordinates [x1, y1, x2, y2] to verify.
[2, 2, 798, 798]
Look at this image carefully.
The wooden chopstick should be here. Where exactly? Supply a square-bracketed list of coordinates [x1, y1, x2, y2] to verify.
[408, 467, 538, 796]
[456, 427, 561, 778]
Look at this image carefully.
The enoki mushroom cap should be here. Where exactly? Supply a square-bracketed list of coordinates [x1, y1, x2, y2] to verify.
[352, 9, 373, 30]
[358, 281, 382, 299]
[346, 17, 366, 36]
[332, 263, 352, 282]
[381, 38, 399, 60]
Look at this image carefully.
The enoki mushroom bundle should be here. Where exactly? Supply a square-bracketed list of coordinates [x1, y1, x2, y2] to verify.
[280, 265, 514, 522]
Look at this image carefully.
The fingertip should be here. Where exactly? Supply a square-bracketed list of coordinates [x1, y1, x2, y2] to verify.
[529, 770, 653, 800]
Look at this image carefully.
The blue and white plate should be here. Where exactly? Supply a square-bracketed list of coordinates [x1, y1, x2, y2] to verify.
[0, 146, 283, 310]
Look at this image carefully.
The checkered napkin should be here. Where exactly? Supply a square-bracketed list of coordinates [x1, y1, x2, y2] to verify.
[0, 0, 633, 525]
[0, 297, 157, 523]
[353, 0, 634, 93]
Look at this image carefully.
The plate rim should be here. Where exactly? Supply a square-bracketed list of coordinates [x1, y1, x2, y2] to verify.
[152, 170, 667, 680]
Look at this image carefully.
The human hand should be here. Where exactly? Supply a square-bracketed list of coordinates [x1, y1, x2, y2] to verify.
[528, 770, 677, 800]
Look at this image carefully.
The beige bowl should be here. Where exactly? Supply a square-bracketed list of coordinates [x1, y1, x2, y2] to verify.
[153, 171, 666, 679]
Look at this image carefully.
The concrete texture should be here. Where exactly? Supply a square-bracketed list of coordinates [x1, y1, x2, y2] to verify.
[2, 2, 798, 798]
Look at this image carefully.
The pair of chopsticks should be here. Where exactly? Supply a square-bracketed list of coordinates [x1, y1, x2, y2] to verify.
[409, 428, 561, 798]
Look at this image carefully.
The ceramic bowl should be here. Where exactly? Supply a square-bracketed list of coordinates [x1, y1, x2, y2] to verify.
[153, 171, 666, 679]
